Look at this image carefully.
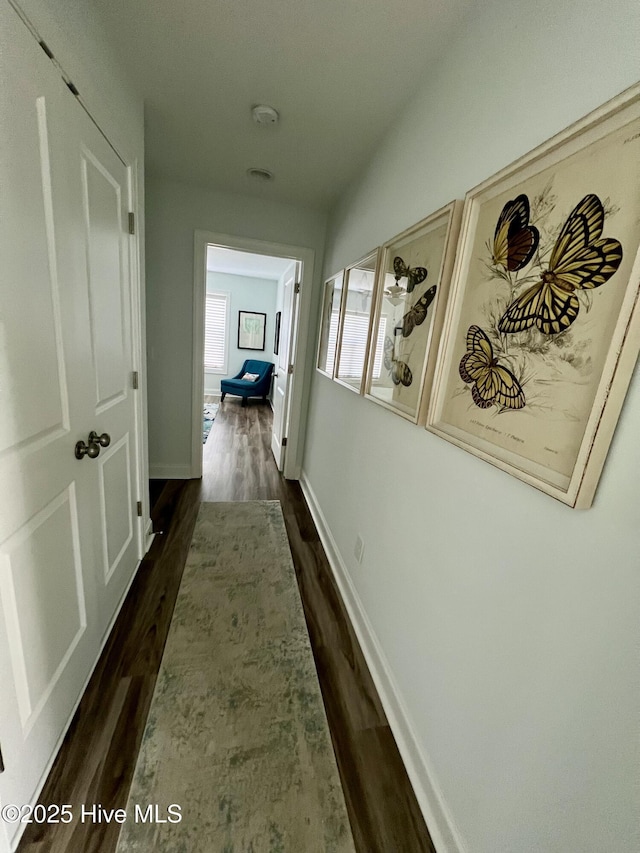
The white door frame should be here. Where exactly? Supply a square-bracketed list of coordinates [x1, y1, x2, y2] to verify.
[127, 158, 152, 558]
[270, 260, 299, 470]
[192, 230, 315, 480]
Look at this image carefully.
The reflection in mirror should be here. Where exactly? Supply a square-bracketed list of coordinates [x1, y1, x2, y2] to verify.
[367, 210, 451, 422]
[371, 275, 416, 411]
[317, 272, 344, 377]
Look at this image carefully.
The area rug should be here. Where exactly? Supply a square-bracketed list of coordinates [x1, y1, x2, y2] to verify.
[116, 501, 355, 853]
[202, 402, 219, 444]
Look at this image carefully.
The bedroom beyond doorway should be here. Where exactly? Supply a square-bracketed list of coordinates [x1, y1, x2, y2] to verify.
[195, 237, 307, 476]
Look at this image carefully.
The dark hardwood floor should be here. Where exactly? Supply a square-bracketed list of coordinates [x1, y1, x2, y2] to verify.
[19, 399, 434, 853]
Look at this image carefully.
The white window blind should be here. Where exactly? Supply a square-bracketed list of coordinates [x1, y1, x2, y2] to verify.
[332, 312, 386, 379]
[204, 292, 229, 372]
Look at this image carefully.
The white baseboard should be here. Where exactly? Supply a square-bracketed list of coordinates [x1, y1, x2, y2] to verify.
[149, 464, 192, 479]
[145, 518, 156, 554]
[299, 472, 467, 853]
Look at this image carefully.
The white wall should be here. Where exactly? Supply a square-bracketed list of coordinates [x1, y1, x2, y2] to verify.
[205, 272, 278, 394]
[145, 176, 326, 472]
[303, 1, 640, 852]
[15, 0, 142, 161]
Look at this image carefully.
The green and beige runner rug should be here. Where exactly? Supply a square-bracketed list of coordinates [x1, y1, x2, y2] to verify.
[117, 501, 355, 853]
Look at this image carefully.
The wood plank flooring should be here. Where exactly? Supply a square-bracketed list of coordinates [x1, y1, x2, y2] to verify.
[18, 399, 434, 853]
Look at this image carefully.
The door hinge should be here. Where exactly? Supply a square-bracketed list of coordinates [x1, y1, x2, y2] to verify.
[39, 39, 54, 59]
[128, 212, 135, 235]
[137, 501, 143, 517]
[132, 371, 139, 389]
[282, 437, 287, 447]
[0, 742, 5, 773]
[294, 281, 301, 294]
[66, 80, 80, 97]
[287, 364, 294, 375]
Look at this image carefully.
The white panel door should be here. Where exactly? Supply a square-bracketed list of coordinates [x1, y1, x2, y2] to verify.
[0, 6, 141, 847]
[0, 9, 100, 848]
[271, 264, 299, 469]
[69, 92, 140, 636]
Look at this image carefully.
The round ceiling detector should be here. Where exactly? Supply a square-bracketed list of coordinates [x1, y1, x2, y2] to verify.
[247, 167, 274, 182]
[251, 104, 279, 126]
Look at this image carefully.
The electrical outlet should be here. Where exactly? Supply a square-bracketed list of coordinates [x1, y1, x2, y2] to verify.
[354, 534, 365, 564]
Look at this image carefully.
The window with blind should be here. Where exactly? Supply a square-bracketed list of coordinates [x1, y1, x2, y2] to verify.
[331, 312, 386, 379]
[204, 292, 229, 373]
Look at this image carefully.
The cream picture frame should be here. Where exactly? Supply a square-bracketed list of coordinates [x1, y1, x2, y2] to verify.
[427, 84, 640, 508]
[364, 201, 462, 424]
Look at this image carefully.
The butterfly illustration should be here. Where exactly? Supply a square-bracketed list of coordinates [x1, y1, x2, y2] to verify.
[459, 325, 525, 409]
[383, 335, 413, 386]
[491, 194, 540, 271]
[401, 285, 438, 337]
[393, 256, 428, 294]
[498, 194, 623, 335]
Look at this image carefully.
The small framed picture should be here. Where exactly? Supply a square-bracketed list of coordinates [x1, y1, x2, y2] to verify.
[238, 310, 267, 350]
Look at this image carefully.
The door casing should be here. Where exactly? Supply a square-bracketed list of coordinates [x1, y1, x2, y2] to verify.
[271, 262, 300, 470]
[192, 230, 315, 480]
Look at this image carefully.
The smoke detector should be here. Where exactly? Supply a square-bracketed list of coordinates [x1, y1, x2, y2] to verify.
[247, 167, 274, 182]
[251, 104, 279, 126]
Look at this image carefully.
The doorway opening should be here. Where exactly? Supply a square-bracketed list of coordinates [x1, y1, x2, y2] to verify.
[192, 231, 315, 481]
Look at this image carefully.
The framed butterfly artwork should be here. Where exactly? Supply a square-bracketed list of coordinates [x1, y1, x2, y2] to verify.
[364, 201, 462, 423]
[427, 83, 640, 508]
[334, 249, 381, 394]
[316, 270, 345, 378]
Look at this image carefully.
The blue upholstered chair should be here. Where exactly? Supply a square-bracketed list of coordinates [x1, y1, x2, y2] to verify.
[220, 359, 274, 406]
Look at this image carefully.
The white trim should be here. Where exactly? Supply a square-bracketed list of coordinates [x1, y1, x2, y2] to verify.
[299, 472, 468, 853]
[145, 521, 155, 554]
[193, 230, 315, 479]
[149, 464, 192, 479]
[126, 157, 151, 560]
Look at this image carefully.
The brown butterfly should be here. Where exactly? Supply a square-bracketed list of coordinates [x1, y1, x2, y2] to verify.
[383, 336, 413, 386]
[401, 285, 437, 337]
[492, 194, 539, 272]
[499, 194, 623, 335]
[459, 325, 525, 409]
[393, 256, 428, 293]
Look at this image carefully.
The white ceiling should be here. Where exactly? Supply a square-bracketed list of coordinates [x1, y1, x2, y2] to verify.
[207, 246, 292, 279]
[94, 0, 474, 209]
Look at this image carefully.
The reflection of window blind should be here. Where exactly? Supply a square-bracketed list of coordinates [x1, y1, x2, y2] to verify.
[331, 312, 386, 379]
[372, 317, 386, 379]
[326, 314, 339, 374]
[204, 292, 229, 372]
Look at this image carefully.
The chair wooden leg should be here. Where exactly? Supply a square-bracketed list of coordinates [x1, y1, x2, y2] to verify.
[220, 392, 226, 402]
[241, 397, 247, 407]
